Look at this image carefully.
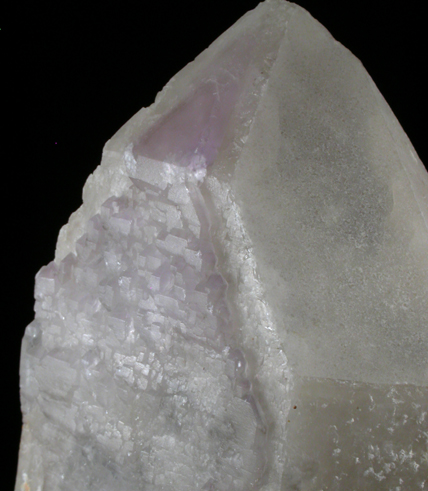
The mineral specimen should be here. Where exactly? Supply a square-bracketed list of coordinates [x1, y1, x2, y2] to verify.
[15, 1, 428, 490]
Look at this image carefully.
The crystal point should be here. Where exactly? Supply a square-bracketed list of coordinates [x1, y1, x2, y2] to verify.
[16, 1, 428, 490]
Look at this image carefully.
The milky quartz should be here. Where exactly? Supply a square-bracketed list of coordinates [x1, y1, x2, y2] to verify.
[16, 1, 428, 490]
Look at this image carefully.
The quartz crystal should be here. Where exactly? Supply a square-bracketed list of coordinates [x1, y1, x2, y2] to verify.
[16, 1, 428, 490]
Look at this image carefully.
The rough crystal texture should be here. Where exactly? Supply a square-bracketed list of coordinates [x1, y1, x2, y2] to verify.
[16, 1, 428, 490]
[20, 175, 266, 490]
[284, 378, 428, 489]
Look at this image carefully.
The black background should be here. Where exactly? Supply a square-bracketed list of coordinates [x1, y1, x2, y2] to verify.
[4, 1, 426, 487]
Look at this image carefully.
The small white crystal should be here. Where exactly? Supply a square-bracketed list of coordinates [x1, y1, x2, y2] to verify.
[16, 1, 428, 490]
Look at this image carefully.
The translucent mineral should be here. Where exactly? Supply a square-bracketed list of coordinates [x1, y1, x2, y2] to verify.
[15, 1, 428, 490]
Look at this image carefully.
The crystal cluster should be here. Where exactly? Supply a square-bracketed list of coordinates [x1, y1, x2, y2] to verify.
[21, 172, 266, 490]
[16, 1, 428, 490]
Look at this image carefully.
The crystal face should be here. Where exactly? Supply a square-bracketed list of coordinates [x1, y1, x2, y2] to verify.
[16, 1, 428, 490]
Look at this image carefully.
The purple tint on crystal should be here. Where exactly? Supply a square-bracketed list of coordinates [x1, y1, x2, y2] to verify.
[133, 36, 256, 170]
[134, 81, 238, 169]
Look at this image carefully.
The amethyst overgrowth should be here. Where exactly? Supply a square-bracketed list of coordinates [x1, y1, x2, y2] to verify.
[16, 1, 428, 490]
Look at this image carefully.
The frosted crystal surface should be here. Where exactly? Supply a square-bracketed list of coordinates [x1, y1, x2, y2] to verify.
[284, 378, 428, 489]
[16, 1, 428, 490]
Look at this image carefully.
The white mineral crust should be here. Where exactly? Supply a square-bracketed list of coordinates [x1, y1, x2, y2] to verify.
[16, 1, 428, 490]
